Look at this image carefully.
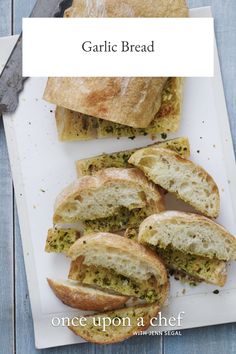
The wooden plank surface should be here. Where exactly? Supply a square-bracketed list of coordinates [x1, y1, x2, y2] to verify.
[0, 1, 14, 353]
[0, 0, 235, 353]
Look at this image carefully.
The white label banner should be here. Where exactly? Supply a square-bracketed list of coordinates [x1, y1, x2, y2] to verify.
[22, 18, 214, 77]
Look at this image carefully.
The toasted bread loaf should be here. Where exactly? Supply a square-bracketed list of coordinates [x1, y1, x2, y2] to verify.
[53, 168, 165, 232]
[47, 279, 129, 311]
[68, 303, 160, 344]
[76, 137, 190, 176]
[68, 233, 169, 305]
[55, 77, 184, 141]
[45, 228, 80, 254]
[139, 211, 236, 261]
[129, 147, 220, 218]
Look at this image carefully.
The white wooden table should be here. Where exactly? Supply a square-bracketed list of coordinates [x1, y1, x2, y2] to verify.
[0, 0, 236, 353]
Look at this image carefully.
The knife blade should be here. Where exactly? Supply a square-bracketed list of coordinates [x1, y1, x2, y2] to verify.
[0, 0, 73, 114]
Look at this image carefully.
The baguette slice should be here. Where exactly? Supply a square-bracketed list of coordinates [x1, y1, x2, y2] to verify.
[129, 147, 220, 218]
[68, 233, 169, 305]
[45, 228, 80, 254]
[55, 78, 183, 141]
[76, 137, 190, 176]
[53, 168, 165, 232]
[47, 279, 129, 311]
[138, 211, 236, 261]
[68, 303, 159, 344]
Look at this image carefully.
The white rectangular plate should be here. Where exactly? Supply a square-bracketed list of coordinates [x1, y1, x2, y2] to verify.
[2, 7, 236, 350]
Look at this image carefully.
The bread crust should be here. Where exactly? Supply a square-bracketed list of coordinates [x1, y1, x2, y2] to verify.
[129, 147, 220, 218]
[47, 278, 129, 311]
[44, 1, 188, 128]
[53, 167, 165, 224]
[68, 303, 160, 344]
[138, 211, 236, 261]
[68, 232, 169, 306]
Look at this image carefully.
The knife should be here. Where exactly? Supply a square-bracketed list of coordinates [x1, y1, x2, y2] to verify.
[0, 0, 73, 114]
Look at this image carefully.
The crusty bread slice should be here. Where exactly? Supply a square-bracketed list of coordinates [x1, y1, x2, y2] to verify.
[53, 168, 165, 231]
[76, 137, 190, 176]
[55, 78, 183, 141]
[68, 303, 159, 344]
[123, 226, 226, 286]
[138, 211, 236, 261]
[47, 278, 129, 311]
[68, 260, 168, 304]
[129, 147, 220, 218]
[68, 233, 169, 305]
[45, 228, 80, 254]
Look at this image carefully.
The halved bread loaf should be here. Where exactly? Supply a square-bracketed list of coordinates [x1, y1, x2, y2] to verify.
[44, 0, 188, 129]
[53, 168, 165, 232]
[76, 137, 190, 176]
[45, 228, 80, 254]
[55, 78, 184, 141]
[68, 303, 160, 344]
[47, 279, 129, 311]
[138, 211, 236, 261]
[129, 147, 220, 218]
[68, 233, 169, 305]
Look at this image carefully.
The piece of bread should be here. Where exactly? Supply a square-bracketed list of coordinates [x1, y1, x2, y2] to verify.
[129, 147, 220, 218]
[45, 228, 80, 254]
[68, 303, 160, 344]
[138, 211, 236, 261]
[47, 278, 129, 311]
[76, 137, 190, 176]
[68, 233, 169, 305]
[123, 225, 226, 286]
[44, 77, 167, 129]
[55, 78, 184, 141]
[53, 168, 165, 233]
[44, 0, 188, 129]
[156, 247, 227, 286]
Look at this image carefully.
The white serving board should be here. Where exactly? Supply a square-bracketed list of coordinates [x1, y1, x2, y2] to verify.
[2, 6, 236, 349]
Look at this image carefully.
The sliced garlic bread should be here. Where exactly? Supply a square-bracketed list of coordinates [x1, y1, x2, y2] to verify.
[68, 233, 169, 305]
[129, 147, 220, 218]
[156, 247, 227, 286]
[47, 279, 129, 311]
[76, 137, 190, 176]
[45, 228, 80, 254]
[53, 168, 165, 232]
[55, 78, 183, 141]
[139, 211, 236, 261]
[68, 303, 159, 344]
[123, 226, 226, 286]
